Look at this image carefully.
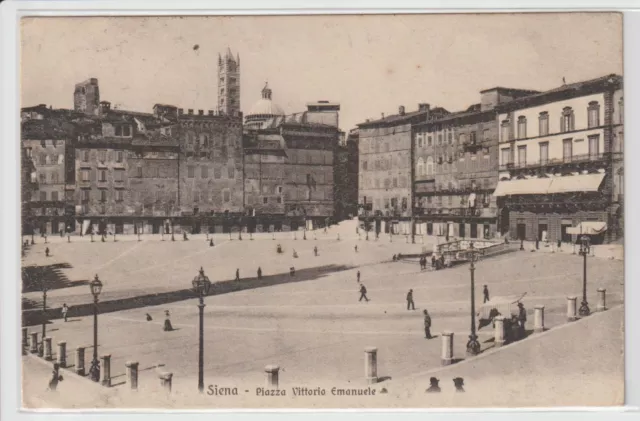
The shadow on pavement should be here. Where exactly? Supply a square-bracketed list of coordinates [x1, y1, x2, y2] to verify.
[22, 264, 352, 327]
[22, 263, 88, 293]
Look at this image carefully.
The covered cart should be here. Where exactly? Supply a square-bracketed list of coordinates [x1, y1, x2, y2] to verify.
[477, 293, 527, 343]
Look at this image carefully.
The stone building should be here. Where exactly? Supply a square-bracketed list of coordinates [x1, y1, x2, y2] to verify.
[413, 87, 538, 240]
[218, 48, 241, 116]
[334, 127, 359, 220]
[74, 78, 100, 116]
[356, 104, 448, 235]
[244, 83, 285, 130]
[494, 74, 623, 244]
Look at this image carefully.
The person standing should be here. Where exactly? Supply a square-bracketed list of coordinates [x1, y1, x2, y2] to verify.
[426, 377, 441, 393]
[314, 246, 318, 256]
[423, 309, 433, 339]
[517, 302, 527, 337]
[257, 267, 262, 280]
[359, 284, 369, 302]
[163, 310, 173, 332]
[406, 289, 415, 310]
[453, 377, 465, 392]
[483, 285, 490, 303]
[235, 268, 240, 282]
[61, 303, 69, 322]
[354, 245, 358, 253]
[357, 270, 360, 283]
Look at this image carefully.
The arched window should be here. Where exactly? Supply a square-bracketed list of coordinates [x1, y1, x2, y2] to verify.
[417, 157, 425, 176]
[426, 156, 434, 176]
[561, 107, 575, 133]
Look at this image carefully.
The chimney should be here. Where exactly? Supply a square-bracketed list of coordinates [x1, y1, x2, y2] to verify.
[198, 109, 204, 116]
[188, 109, 194, 115]
[399, 105, 405, 116]
[178, 108, 184, 115]
[418, 103, 430, 112]
[381, 113, 385, 119]
[208, 110, 214, 116]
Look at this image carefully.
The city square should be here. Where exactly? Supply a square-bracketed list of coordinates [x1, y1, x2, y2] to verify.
[21, 220, 624, 407]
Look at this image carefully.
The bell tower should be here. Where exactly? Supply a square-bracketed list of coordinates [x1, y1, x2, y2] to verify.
[218, 48, 241, 116]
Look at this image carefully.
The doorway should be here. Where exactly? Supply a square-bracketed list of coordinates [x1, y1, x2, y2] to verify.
[561, 224, 572, 243]
[517, 223, 526, 240]
[152, 222, 161, 234]
[538, 223, 548, 242]
[458, 223, 466, 238]
[470, 223, 478, 239]
[115, 222, 124, 234]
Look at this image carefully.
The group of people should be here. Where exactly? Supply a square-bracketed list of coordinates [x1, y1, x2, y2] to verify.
[426, 377, 465, 393]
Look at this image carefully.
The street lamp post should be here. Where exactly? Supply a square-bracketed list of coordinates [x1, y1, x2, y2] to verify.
[41, 274, 48, 344]
[578, 235, 591, 317]
[192, 267, 212, 393]
[89, 275, 103, 382]
[466, 242, 482, 356]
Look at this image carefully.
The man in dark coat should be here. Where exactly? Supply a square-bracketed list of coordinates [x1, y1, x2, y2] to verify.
[359, 284, 369, 302]
[45, 247, 50, 257]
[423, 309, 433, 339]
[257, 267, 262, 280]
[163, 310, 173, 331]
[426, 377, 441, 393]
[48, 363, 64, 391]
[357, 270, 360, 283]
[453, 377, 465, 392]
[483, 285, 490, 303]
[235, 268, 240, 282]
[517, 302, 527, 336]
[406, 289, 415, 310]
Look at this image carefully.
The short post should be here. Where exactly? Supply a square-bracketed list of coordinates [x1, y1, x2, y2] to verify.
[265, 365, 280, 389]
[22, 328, 28, 350]
[441, 332, 454, 365]
[567, 296, 578, 322]
[160, 372, 173, 393]
[596, 288, 607, 312]
[101, 355, 112, 387]
[75, 347, 85, 375]
[493, 317, 505, 347]
[534, 305, 545, 333]
[126, 361, 139, 390]
[44, 337, 53, 360]
[29, 332, 38, 354]
[57, 341, 67, 368]
[364, 347, 378, 384]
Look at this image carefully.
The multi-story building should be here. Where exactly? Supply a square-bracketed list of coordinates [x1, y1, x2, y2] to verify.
[494, 74, 623, 244]
[334, 127, 359, 220]
[356, 104, 449, 235]
[413, 87, 538, 240]
[74, 78, 100, 116]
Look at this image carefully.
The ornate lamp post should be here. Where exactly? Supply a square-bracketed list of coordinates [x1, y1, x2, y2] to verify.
[578, 235, 591, 317]
[466, 242, 482, 356]
[192, 267, 212, 393]
[89, 274, 103, 382]
[40, 272, 49, 344]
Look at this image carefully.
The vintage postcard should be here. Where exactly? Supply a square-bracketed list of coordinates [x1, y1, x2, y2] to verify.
[19, 13, 624, 409]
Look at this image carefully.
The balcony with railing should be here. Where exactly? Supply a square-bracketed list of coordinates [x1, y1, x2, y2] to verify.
[499, 152, 607, 171]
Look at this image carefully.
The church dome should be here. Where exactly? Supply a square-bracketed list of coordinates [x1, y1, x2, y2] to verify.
[245, 82, 285, 129]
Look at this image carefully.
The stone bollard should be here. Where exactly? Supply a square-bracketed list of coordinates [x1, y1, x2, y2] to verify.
[57, 341, 67, 368]
[29, 332, 38, 354]
[75, 347, 85, 375]
[567, 296, 578, 322]
[441, 332, 454, 365]
[597, 288, 607, 312]
[160, 372, 173, 393]
[364, 347, 378, 384]
[125, 361, 139, 390]
[265, 365, 280, 389]
[493, 317, 505, 347]
[44, 337, 53, 361]
[534, 305, 545, 333]
[22, 328, 28, 350]
[101, 355, 112, 387]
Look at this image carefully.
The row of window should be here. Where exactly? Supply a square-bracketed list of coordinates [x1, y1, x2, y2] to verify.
[416, 129, 490, 148]
[37, 172, 63, 184]
[80, 168, 126, 182]
[359, 176, 409, 190]
[362, 196, 409, 211]
[247, 195, 284, 205]
[500, 135, 601, 166]
[186, 165, 236, 179]
[417, 193, 491, 207]
[36, 154, 64, 166]
[416, 151, 490, 177]
[81, 150, 125, 163]
[361, 155, 410, 171]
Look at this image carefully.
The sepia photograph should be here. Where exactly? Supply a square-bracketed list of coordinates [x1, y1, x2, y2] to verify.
[18, 12, 624, 409]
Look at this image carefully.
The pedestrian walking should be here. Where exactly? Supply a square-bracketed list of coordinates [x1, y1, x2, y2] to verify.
[357, 270, 360, 283]
[423, 309, 433, 339]
[163, 310, 173, 332]
[45, 247, 50, 257]
[235, 268, 240, 282]
[48, 363, 64, 391]
[359, 284, 369, 302]
[426, 377, 441, 393]
[209, 239, 214, 247]
[406, 289, 415, 310]
[483, 285, 490, 303]
[314, 246, 318, 256]
[61, 303, 69, 322]
[257, 266, 262, 280]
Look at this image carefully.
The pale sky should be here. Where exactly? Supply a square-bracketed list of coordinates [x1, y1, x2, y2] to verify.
[21, 13, 622, 132]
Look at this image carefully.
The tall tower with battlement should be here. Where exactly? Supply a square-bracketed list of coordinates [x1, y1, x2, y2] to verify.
[74, 78, 100, 116]
[217, 48, 241, 116]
